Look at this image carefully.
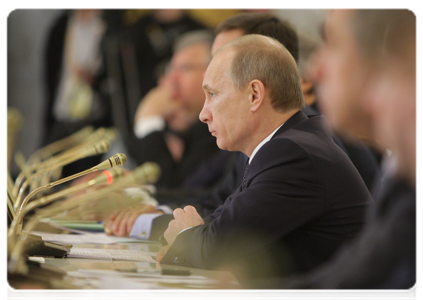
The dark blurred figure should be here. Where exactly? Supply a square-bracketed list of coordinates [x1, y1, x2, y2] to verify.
[43, 10, 113, 176]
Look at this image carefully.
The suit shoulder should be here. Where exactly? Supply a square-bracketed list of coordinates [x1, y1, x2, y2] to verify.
[252, 137, 315, 173]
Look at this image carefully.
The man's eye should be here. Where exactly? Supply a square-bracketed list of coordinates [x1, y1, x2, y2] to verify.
[209, 92, 215, 97]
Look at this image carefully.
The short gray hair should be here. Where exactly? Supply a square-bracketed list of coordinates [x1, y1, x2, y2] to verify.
[173, 29, 215, 63]
[222, 34, 305, 112]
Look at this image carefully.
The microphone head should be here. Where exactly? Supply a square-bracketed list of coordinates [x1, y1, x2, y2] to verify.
[94, 153, 127, 171]
[93, 140, 110, 155]
[104, 128, 118, 142]
[84, 127, 107, 142]
[131, 162, 161, 184]
[75, 126, 95, 141]
[111, 153, 127, 167]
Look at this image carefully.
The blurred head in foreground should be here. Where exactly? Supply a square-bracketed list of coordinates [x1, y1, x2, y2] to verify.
[309, 9, 415, 185]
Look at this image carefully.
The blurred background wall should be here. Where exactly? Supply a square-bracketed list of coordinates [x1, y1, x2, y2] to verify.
[7, 9, 326, 176]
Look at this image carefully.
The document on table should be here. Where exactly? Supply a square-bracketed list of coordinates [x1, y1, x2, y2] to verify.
[32, 231, 118, 244]
[68, 248, 156, 262]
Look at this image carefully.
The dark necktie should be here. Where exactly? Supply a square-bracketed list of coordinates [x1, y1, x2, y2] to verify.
[241, 162, 250, 191]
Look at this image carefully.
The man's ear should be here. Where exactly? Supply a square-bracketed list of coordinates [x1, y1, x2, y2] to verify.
[248, 79, 265, 112]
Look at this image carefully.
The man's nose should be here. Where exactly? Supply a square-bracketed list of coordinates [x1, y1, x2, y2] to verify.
[199, 101, 211, 123]
[168, 67, 181, 82]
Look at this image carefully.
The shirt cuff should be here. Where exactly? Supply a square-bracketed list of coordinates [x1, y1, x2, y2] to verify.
[129, 213, 163, 239]
[134, 116, 165, 138]
[178, 226, 194, 235]
[156, 205, 173, 215]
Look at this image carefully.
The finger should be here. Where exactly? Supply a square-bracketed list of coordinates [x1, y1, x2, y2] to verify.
[111, 209, 129, 235]
[183, 205, 197, 214]
[173, 208, 184, 219]
[117, 211, 132, 237]
[108, 209, 120, 221]
[167, 219, 177, 230]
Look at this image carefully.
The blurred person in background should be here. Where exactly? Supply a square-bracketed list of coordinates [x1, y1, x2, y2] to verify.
[42, 9, 112, 176]
[123, 9, 207, 120]
[128, 29, 234, 190]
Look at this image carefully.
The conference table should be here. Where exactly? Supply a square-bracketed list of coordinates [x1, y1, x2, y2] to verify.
[26, 234, 238, 300]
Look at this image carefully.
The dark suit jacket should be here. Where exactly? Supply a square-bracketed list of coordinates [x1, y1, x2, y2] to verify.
[250, 174, 415, 289]
[161, 111, 373, 281]
[127, 120, 235, 190]
[152, 106, 378, 220]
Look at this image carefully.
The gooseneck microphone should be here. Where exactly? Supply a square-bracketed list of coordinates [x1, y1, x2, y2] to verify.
[13, 153, 127, 222]
[8, 161, 160, 275]
[13, 141, 112, 210]
[12, 167, 125, 236]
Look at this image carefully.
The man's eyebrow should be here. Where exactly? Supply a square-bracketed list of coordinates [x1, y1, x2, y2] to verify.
[203, 84, 211, 91]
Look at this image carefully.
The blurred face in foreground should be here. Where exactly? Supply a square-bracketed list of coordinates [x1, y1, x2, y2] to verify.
[310, 9, 416, 183]
[309, 10, 374, 143]
[369, 31, 420, 190]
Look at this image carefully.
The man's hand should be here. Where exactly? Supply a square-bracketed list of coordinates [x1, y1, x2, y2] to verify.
[103, 204, 163, 237]
[134, 86, 180, 122]
[163, 205, 204, 246]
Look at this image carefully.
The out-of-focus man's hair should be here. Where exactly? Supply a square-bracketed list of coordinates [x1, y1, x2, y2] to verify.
[352, 10, 415, 69]
[215, 12, 299, 63]
[173, 29, 215, 63]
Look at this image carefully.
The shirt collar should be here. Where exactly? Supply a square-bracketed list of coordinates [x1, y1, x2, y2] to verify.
[248, 124, 284, 164]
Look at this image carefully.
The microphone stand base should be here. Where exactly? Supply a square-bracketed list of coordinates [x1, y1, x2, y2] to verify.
[23, 233, 71, 258]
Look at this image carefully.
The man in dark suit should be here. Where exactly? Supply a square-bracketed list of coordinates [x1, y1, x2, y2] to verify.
[248, 9, 416, 289]
[103, 13, 379, 241]
[156, 34, 373, 282]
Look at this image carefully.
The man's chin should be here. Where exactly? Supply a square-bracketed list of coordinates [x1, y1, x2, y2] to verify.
[216, 140, 229, 151]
